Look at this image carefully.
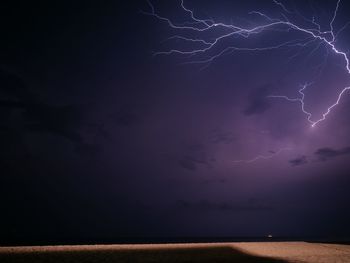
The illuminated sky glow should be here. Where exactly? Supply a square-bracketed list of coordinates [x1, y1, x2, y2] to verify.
[2, 0, 350, 242]
[144, 0, 350, 127]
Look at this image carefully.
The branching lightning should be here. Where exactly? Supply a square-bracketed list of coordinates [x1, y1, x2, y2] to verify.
[144, 0, 350, 127]
[232, 148, 292, 164]
[269, 83, 350, 127]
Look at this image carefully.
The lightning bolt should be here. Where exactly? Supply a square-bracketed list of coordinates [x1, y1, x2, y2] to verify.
[144, 0, 350, 127]
[268, 83, 350, 127]
[232, 147, 292, 164]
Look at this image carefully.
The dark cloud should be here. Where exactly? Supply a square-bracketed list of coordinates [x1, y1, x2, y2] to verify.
[111, 104, 147, 127]
[115, 110, 140, 126]
[243, 84, 272, 116]
[178, 156, 197, 171]
[287, 146, 350, 166]
[176, 199, 272, 213]
[178, 142, 214, 171]
[0, 70, 99, 156]
[75, 142, 100, 156]
[87, 122, 112, 141]
[314, 147, 350, 162]
[0, 99, 84, 142]
[178, 153, 211, 171]
[187, 142, 205, 151]
[289, 155, 308, 166]
[0, 70, 34, 100]
[209, 130, 234, 144]
[202, 177, 228, 185]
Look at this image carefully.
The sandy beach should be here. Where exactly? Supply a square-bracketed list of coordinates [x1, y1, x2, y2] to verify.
[1, 242, 350, 263]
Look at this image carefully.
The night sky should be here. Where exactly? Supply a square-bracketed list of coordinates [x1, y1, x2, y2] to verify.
[2, 0, 350, 244]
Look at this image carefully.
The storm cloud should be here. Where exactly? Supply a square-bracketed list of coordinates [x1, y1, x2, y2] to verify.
[289, 155, 308, 166]
[314, 147, 350, 162]
[243, 84, 272, 116]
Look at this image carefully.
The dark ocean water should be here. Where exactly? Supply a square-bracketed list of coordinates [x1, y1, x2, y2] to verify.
[2, 236, 350, 246]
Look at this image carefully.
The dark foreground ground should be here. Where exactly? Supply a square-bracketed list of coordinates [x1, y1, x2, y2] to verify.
[1, 242, 350, 263]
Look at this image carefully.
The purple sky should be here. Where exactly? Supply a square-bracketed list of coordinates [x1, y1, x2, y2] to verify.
[1, 0, 350, 244]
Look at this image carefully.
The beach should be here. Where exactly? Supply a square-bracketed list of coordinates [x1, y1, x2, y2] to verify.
[1, 241, 350, 262]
